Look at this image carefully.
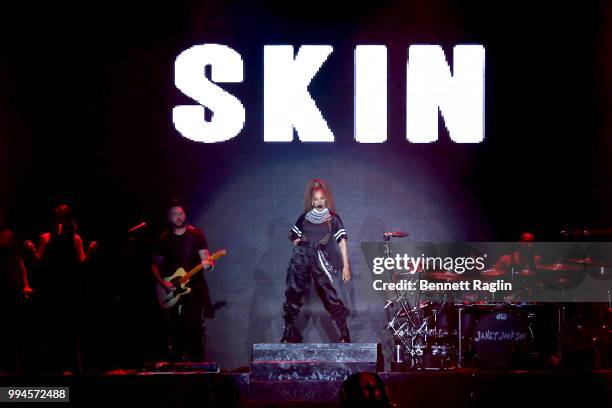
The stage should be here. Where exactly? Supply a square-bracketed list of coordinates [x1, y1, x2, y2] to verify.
[3, 1, 612, 407]
[2, 369, 610, 407]
[1, 343, 611, 406]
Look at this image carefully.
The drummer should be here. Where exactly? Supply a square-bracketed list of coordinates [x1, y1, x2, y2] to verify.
[491, 231, 545, 303]
[495, 232, 542, 275]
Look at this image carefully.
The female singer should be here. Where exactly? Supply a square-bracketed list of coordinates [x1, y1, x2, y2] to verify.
[281, 179, 352, 343]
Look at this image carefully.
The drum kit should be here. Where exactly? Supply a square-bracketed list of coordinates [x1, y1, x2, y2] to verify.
[383, 235, 612, 370]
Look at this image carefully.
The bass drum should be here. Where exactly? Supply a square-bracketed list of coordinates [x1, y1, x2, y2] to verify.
[472, 309, 532, 368]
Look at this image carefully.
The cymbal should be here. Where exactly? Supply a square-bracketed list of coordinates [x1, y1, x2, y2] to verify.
[421, 271, 463, 281]
[515, 268, 537, 276]
[538, 263, 583, 272]
[551, 277, 574, 285]
[565, 258, 612, 268]
[396, 271, 421, 277]
[479, 268, 507, 277]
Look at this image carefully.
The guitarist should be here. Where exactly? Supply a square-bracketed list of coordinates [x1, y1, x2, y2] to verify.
[152, 199, 215, 362]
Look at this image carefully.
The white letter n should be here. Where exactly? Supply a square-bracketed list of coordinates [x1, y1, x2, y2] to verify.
[406, 45, 485, 143]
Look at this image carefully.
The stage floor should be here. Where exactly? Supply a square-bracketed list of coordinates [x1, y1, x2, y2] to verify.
[1, 368, 611, 407]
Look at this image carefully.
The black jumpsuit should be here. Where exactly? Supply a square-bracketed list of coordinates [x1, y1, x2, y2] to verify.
[282, 212, 349, 325]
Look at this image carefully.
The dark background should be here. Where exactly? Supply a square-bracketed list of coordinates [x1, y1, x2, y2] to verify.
[1, 1, 611, 370]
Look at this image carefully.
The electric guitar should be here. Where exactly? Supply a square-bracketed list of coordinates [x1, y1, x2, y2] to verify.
[156, 249, 226, 310]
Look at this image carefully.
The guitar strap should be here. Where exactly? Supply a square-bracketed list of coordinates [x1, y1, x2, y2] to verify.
[183, 227, 215, 317]
[183, 227, 195, 269]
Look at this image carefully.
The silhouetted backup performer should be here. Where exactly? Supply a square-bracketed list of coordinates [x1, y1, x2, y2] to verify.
[24, 204, 97, 374]
[281, 179, 352, 343]
[153, 200, 215, 362]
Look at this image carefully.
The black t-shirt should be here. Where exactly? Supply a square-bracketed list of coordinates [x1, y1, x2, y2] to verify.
[289, 212, 348, 271]
[289, 212, 348, 245]
[154, 226, 209, 283]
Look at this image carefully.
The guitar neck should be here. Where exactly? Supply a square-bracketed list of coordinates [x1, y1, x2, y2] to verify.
[178, 250, 225, 283]
[181, 263, 206, 282]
